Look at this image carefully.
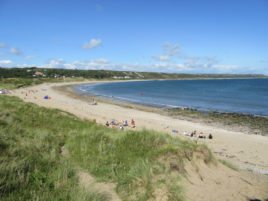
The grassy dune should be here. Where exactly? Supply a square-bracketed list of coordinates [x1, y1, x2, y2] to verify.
[0, 96, 108, 201]
[0, 95, 215, 201]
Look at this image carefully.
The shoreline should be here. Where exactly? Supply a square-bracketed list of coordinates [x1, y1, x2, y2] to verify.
[71, 82, 268, 136]
[74, 79, 268, 118]
[10, 80, 268, 175]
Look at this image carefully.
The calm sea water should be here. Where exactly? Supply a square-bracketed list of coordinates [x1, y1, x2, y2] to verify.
[76, 79, 268, 116]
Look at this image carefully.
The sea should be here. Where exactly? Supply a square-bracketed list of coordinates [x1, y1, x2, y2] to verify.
[75, 78, 268, 116]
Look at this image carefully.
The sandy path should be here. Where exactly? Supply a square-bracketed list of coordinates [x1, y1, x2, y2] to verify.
[11, 81, 268, 174]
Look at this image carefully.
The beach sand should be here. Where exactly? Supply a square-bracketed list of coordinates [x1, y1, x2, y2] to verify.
[11, 81, 268, 200]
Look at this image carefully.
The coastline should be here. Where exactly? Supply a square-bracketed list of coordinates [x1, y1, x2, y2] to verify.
[10, 80, 268, 175]
[71, 81, 268, 136]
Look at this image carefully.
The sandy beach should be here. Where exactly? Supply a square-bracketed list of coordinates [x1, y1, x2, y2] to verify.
[10, 81, 268, 200]
[11, 81, 268, 172]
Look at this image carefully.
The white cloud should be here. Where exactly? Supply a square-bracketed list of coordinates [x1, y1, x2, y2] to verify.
[183, 57, 218, 69]
[46, 58, 66, 68]
[0, 59, 38, 68]
[0, 59, 13, 67]
[1, 57, 249, 74]
[10, 47, 22, 55]
[2, 57, 245, 73]
[0, 59, 12, 64]
[82, 38, 102, 49]
[153, 43, 180, 62]
[44, 59, 179, 72]
[43, 58, 217, 72]
[45, 58, 110, 70]
[152, 43, 222, 72]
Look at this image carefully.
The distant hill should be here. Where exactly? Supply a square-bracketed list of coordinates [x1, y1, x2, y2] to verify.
[0, 67, 267, 79]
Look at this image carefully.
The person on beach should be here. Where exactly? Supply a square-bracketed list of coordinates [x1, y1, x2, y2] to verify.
[190, 130, 197, 137]
[131, 119, 136, 128]
[123, 120, 128, 126]
[110, 119, 118, 126]
[198, 132, 206, 139]
[92, 98, 97, 105]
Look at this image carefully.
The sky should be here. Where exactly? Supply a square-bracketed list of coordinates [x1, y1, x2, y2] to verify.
[0, 0, 268, 74]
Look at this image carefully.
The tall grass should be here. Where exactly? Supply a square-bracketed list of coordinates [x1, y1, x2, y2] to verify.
[67, 124, 213, 200]
[0, 95, 215, 201]
[0, 96, 106, 201]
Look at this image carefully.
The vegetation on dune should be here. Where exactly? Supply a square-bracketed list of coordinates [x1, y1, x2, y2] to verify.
[0, 96, 108, 201]
[0, 95, 215, 200]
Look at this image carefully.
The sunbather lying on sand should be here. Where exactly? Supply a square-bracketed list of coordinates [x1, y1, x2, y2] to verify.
[198, 132, 206, 139]
[110, 119, 117, 125]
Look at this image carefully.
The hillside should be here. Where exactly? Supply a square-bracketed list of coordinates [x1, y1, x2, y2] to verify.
[1, 67, 267, 80]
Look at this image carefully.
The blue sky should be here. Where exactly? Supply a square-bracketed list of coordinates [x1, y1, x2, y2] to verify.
[0, 0, 267, 74]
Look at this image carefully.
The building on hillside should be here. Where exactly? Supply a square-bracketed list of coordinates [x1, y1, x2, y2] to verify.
[33, 71, 45, 77]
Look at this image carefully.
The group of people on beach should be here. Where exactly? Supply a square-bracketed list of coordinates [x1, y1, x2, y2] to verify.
[190, 130, 213, 139]
[171, 128, 213, 140]
[21, 89, 39, 100]
[105, 118, 136, 130]
[182, 130, 213, 139]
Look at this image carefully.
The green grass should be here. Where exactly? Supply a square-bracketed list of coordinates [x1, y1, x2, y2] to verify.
[0, 96, 107, 201]
[0, 95, 216, 201]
